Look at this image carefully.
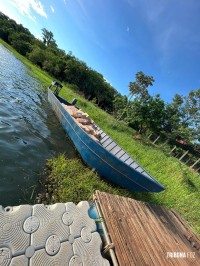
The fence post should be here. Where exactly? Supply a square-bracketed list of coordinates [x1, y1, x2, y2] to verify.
[190, 158, 200, 169]
[179, 150, 189, 161]
[185, 158, 191, 164]
[169, 146, 176, 154]
[195, 167, 200, 173]
[161, 139, 169, 147]
[153, 135, 160, 144]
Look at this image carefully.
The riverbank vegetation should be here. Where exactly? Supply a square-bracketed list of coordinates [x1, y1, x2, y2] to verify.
[0, 13, 200, 235]
[0, 12, 199, 144]
[42, 84, 200, 236]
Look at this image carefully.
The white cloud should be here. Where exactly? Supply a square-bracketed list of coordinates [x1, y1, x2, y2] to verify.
[0, 3, 21, 24]
[50, 5, 54, 13]
[9, 0, 47, 21]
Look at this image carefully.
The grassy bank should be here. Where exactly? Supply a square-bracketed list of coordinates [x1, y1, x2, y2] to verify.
[37, 154, 133, 204]
[51, 84, 200, 235]
[1, 39, 200, 235]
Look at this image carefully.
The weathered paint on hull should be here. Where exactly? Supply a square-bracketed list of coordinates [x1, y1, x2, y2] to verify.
[48, 89, 165, 192]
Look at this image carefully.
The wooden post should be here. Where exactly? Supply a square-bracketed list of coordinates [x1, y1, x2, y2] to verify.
[153, 135, 160, 144]
[161, 139, 169, 147]
[169, 146, 176, 154]
[190, 158, 200, 169]
[179, 150, 189, 161]
[196, 167, 200, 172]
[185, 158, 191, 164]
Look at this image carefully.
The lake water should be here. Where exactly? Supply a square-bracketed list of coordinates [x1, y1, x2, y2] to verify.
[0, 44, 76, 207]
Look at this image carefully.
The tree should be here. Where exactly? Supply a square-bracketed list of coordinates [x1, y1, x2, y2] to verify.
[28, 46, 46, 67]
[129, 71, 154, 98]
[0, 26, 10, 42]
[41, 28, 56, 47]
[113, 94, 128, 118]
[8, 32, 33, 55]
[0, 12, 16, 42]
[166, 89, 200, 142]
[114, 71, 155, 126]
[127, 94, 166, 134]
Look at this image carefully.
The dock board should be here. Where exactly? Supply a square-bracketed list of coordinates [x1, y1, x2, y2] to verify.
[0, 202, 109, 266]
[95, 191, 200, 266]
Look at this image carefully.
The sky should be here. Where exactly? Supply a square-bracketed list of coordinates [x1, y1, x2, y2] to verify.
[1, 0, 200, 103]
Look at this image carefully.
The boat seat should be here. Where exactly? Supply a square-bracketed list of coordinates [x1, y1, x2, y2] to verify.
[115, 150, 126, 159]
[100, 132, 106, 139]
[109, 145, 122, 155]
[102, 138, 113, 148]
[119, 153, 130, 162]
[124, 158, 134, 166]
[105, 142, 117, 152]
[130, 161, 140, 169]
[100, 135, 109, 143]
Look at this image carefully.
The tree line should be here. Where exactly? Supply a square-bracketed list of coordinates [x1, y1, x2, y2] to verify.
[0, 12, 199, 145]
[114, 71, 200, 144]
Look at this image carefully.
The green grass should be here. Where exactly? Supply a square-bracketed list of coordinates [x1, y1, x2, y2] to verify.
[1, 39, 200, 235]
[38, 154, 133, 204]
[58, 85, 200, 235]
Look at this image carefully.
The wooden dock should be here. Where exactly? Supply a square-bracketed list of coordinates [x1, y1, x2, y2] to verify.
[94, 191, 200, 266]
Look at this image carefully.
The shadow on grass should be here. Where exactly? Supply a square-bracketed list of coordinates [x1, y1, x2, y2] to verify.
[179, 164, 200, 193]
[182, 176, 200, 193]
[98, 174, 161, 204]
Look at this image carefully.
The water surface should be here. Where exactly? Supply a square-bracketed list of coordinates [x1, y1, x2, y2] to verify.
[0, 44, 76, 206]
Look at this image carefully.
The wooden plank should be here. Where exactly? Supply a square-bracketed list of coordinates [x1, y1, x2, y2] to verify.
[125, 199, 166, 265]
[101, 192, 135, 265]
[95, 191, 200, 266]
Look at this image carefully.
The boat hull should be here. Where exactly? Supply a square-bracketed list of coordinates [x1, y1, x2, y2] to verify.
[48, 89, 165, 192]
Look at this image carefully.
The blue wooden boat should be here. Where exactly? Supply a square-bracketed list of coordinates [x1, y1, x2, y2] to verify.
[48, 82, 165, 192]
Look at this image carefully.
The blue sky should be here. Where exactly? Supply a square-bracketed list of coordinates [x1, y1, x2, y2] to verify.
[1, 0, 200, 103]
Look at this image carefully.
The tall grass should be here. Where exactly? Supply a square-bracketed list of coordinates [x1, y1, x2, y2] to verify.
[1, 39, 200, 235]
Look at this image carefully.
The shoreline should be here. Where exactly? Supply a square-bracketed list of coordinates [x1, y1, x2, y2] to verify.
[1, 39, 199, 236]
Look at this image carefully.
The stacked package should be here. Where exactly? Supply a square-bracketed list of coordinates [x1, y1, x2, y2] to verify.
[62, 104, 100, 141]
